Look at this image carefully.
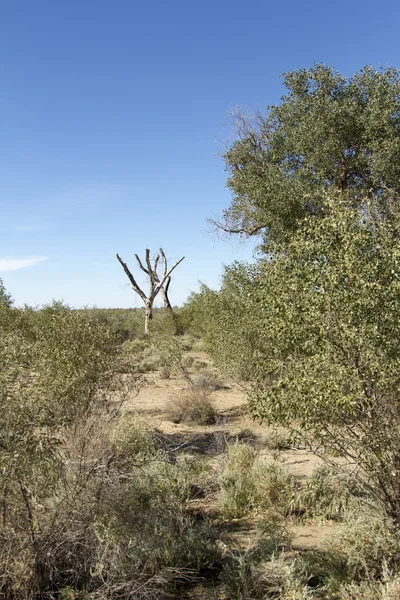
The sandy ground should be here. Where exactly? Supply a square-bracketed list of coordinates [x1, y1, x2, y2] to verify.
[123, 360, 335, 551]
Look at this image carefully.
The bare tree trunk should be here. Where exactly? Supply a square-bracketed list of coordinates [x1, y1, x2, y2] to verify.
[160, 276, 172, 310]
[144, 300, 153, 334]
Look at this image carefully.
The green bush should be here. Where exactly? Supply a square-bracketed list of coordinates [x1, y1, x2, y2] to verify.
[295, 466, 365, 520]
[219, 442, 296, 519]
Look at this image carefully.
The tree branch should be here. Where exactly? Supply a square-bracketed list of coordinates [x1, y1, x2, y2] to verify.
[208, 217, 266, 237]
[134, 254, 149, 275]
[154, 256, 185, 298]
[116, 253, 147, 303]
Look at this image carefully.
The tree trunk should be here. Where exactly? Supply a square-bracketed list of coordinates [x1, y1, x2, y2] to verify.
[160, 276, 172, 310]
[144, 301, 153, 334]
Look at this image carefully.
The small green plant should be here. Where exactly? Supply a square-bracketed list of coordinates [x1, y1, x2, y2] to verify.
[168, 388, 218, 425]
[219, 442, 296, 519]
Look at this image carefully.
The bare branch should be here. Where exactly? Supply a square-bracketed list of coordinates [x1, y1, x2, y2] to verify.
[134, 254, 149, 275]
[116, 254, 147, 303]
[154, 256, 185, 298]
[159, 247, 168, 278]
[208, 216, 266, 237]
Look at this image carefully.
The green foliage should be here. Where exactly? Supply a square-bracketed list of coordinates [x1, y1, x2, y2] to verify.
[0, 278, 13, 309]
[207, 261, 261, 381]
[219, 442, 296, 518]
[179, 284, 218, 339]
[0, 290, 223, 599]
[295, 466, 365, 521]
[211, 198, 400, 520]
[220, 64, 400, 246]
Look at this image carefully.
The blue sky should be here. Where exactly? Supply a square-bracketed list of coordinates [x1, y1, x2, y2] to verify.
[1, 0, 399, 307]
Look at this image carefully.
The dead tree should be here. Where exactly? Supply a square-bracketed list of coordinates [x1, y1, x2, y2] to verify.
[116, 248, 184, 334]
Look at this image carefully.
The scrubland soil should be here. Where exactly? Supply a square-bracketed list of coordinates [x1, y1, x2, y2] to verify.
[123, 346, 334, 554]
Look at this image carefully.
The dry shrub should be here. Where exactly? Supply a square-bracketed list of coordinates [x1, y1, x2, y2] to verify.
[219, 441, 297, 519]
[324, 503, 400, 584]
[222, 541, 311, 600]
[262, 428, 295, 451]
[168, 389, 218, 425]
[339, 574, 400, 600]
[193, 371, 224, 391]
[294, 466, 366, 521]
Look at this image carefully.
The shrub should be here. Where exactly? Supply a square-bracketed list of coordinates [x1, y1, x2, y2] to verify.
[222, 548, 311, 600]
[295, 466, 366, 520]
[193, 371, 225, 391]
[168, 389, 218, 425]
[112, 413, 157, 459]
[324, 503, 400, 584]
[262, 428, 295, 451]
[219, 442, 296, 519]
[339, 575, 400, 600]
[0, 295, 223, 599]
[94, 454, 220, 597]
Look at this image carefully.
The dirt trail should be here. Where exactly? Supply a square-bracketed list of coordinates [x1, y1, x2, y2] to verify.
[124, 367, 334, 551]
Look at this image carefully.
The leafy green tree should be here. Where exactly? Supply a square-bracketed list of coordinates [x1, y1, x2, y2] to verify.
[214, 64, 400, 246]
[0, 278, 12, 309]
[212, 196, 400, 520]
[179, 283, 218, 338]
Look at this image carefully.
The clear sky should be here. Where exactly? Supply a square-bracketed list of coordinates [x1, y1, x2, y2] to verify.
[1, 0, 399, 308]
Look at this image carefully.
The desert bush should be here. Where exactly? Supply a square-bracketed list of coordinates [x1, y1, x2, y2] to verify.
[339, 573, 400, 600]
[222, 541, 311, 600]
[295, 466, 366, 521]
[324, 503, 400, 585]
[219, 442, 296, 519]
[178, 284, 218, 339]
[0, 294, 223, 599]
[208, 198, 400, 523]
[168, 389, 218, 425]
[219, 442, 256, 518]
[262, 428, 296, 451]
[153, 334, 194, 384]
[112, 413, 157, 459]
[193, 371, 224, 391]
[93, 452, 220, 598]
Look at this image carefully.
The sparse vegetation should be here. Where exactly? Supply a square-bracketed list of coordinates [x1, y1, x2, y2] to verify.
[4, 62, 400, 599]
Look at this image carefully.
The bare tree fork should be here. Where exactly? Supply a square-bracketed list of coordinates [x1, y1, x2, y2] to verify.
[157, 248, 174, 309]
[116, 250, 184, 334]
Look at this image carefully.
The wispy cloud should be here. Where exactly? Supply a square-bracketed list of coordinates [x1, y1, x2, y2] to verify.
[14, 224, 49, 232]
[0, 256, 48, 272]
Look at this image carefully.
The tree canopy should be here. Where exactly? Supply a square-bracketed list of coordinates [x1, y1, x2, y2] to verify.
[216, 64, 400, 246]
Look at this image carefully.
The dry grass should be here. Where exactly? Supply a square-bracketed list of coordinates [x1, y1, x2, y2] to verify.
[167, 388, 218, 425]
